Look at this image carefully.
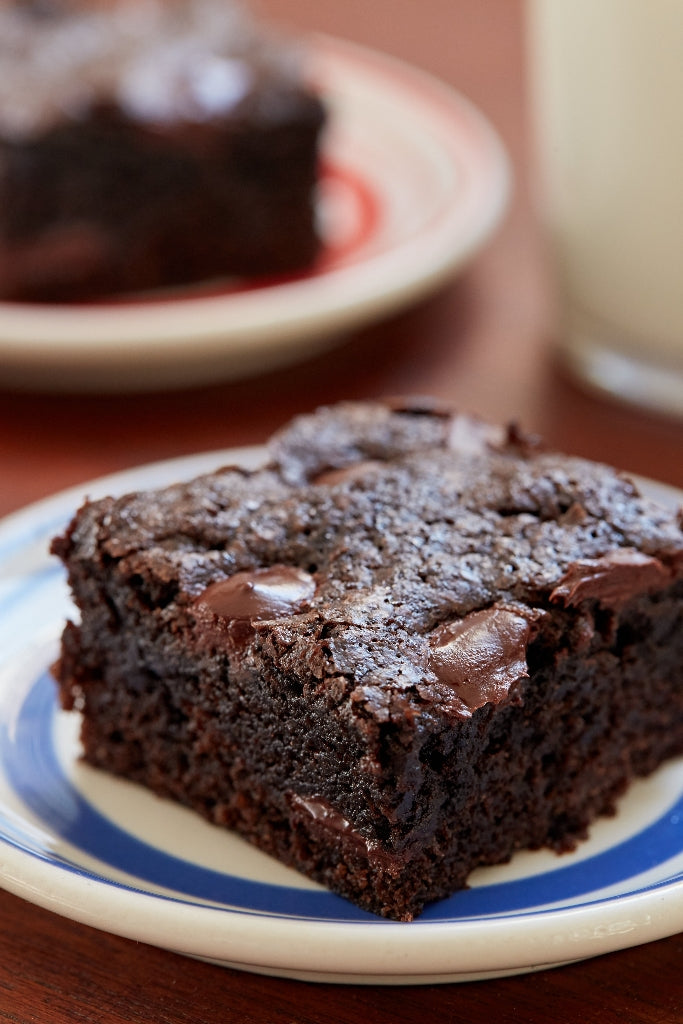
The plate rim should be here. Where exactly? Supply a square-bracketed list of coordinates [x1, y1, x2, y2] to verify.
[0, 816, 680, 982]
[0, 448, 681, 985]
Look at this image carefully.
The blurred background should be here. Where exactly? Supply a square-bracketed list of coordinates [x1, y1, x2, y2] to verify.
[1, 0, 680, 525]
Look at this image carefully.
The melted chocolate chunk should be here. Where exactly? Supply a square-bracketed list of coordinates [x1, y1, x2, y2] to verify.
[550, 549, 672, 609]
[196, 565, 316, 621]
[288, 793, 397, 869]
[289, 793, 359, 836]
[312, 461, 384, 486]
[428, 606, 531, 711]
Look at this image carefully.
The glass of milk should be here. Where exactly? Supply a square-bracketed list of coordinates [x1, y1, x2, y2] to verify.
[527, 0, 683, 417]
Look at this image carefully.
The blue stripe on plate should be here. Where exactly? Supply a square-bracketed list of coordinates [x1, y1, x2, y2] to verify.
[0, 566, 63, 622]
[1, 671, 681, 925]
[0, 511, 66, 565]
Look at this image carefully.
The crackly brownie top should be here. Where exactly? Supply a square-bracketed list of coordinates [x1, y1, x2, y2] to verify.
[55, 399, 683, 721]
[0, 0, 318, 140]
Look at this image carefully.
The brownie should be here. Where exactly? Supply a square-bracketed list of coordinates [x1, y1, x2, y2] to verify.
[51, 399, 683, 920]
[0, 0, 325, 302]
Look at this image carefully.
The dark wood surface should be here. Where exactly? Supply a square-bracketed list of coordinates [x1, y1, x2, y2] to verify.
[1, 2, 682, 1020]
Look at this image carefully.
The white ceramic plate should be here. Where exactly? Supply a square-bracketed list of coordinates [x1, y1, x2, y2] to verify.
[0, 449, 681, 985]
[0, 35, 510, 392]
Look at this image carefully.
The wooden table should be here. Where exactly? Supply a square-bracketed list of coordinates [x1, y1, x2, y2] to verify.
[0, 2, 681, 1020]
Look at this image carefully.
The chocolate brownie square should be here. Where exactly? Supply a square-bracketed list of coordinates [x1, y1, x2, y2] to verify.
[0, 0, 325, 301]
[51, 400, 683, 919]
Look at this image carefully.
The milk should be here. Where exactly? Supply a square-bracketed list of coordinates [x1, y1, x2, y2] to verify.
[527, 0, 683, 414]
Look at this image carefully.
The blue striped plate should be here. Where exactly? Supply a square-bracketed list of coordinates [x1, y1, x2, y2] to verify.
[0, 450, 680, 984]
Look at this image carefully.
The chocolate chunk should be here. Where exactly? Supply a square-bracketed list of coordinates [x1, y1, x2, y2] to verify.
[550, 549, 671, 609]
[196, 565, 316, 621]
[429, 605, 531, 711]
[312, 461, 384, 486]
